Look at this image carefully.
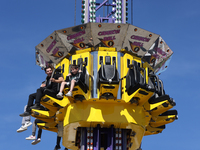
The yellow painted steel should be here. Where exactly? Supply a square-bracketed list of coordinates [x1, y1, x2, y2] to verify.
[42, 95, 70, 107]
[121, 53, 154, 104]
[150, 101, 174, 116]
[67, 52, 93, 100]
[31, 47, 176, 150]
[75, 47, 93, 54]
[62, 100, 150, 149]
[150, 114, 177, 127]
[32, 109, 55, 117]
[56, 58, 69, 80]
[143, 98, 173, 117]
[40, 101, 59, 113]
[142, 62, 153, 85]
[143, 99, 169, 112]
[97, 47, 116, 52]
[63, 101, 149, 127]
[37, 123, 58, 133]
[55, 108, 66, 123]
[144, 125, 165, 135]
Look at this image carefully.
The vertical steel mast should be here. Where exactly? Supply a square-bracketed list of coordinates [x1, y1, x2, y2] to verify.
[81, 0, 128, 24]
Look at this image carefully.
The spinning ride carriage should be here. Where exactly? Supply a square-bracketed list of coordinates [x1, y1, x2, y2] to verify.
[33, 0, 178, 149]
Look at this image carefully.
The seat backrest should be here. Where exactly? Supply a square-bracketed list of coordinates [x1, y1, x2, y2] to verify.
[54, 67, 63, 93]
[100, 59, 119, 81]
[133, 60, 146, 85]
[105, 56, 111, 65]
[78, 58, 83, 70]
[149, 72, 160, 94]
[159, 79, 165, 96]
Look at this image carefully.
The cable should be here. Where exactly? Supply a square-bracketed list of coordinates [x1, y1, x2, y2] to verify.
[131, 0, 133, 24]
[74, 0, 76, 25]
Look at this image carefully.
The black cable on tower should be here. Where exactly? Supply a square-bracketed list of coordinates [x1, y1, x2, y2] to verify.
[131, 0, 133, 24]
[74, 0, 77, 25]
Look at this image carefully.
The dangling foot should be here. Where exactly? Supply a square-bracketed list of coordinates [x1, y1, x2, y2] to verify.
[30, 104, 43, 110]
[24, 121, 32, 128]
[26, 135, 36, 140]
[31, 138, 41, 145]
[54, 145, 61, 150]
[65, 91, 72, 97]
[56, 92, 63, 98]
[16, 125, 27, 133]
[19, 111, 31, 117]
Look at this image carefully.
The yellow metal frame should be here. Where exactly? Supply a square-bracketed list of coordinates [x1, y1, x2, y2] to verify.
[121, 53, 154, 104]
[143, 98, 173, 116]
[150, 114, 177, 127]
[67, 52, 93, 100]
[31, 47, 177, 150]
[144, 125, 164, 135]
[97, 50, 119, 99]
[62, 100, 148, 150]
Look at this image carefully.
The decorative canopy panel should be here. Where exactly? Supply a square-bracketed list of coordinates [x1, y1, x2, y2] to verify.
[35, 23, 173, 73]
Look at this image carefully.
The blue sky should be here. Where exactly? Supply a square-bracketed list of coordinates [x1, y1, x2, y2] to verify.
[0, 0, 200, 149]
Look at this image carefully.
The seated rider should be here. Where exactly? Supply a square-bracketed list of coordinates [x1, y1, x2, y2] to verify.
[20, 66, 64, 117]
[57, 64, 82, 98]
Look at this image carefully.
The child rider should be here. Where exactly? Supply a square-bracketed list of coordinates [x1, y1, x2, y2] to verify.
[56, 64, 82, 98]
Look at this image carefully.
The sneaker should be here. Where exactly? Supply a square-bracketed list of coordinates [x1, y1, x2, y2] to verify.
[56, 92, 63, 98]
[54, 145, 61, 150]
[65, 91, 72, 97]
[24, 121, 32, 128]
[17, 126, 27, 133]
[30, 104, 42, 110]
[26, 135, 36, 140]
[19, 111, 31, 117]
[31, 138, 41, 145]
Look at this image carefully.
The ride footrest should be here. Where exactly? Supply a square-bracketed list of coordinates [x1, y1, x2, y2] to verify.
[144, 95, 176, 115]
[99, 84, 119, 99]
[41, 94, 70, 108]
[37, 122, 58, 133]
[145, 125, 165, 135]
[150, 110, 178, 127]
[64, 87, 87, 102]
[31, 109, 55, 123]
[128, 88, 154, 105]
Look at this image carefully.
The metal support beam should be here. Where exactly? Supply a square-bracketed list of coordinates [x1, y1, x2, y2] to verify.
[96, 0, 109, 11]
